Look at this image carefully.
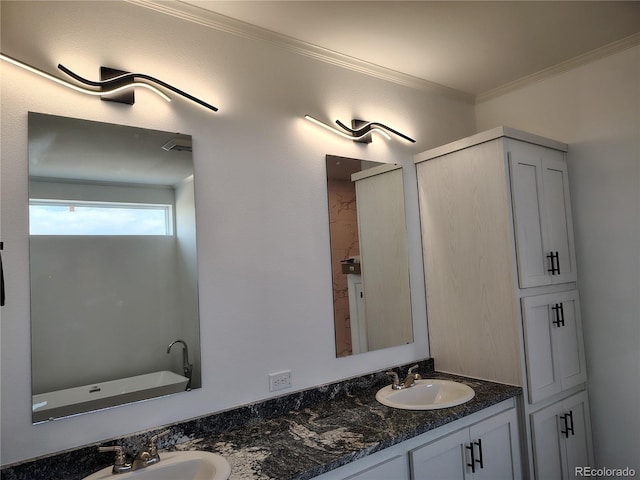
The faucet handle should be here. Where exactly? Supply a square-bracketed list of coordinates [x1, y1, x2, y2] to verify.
[98, 445, 126, 462]
[148, 429, 170, 457]
[385, 371, 401, 389]
[149, 429, 170, 448]
[407, 364, 422, 380]
[98, 445, 131, 473]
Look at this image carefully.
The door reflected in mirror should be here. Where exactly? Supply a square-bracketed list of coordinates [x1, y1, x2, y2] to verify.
[325, 155, 413, 357]
[28, 112, 201, 422]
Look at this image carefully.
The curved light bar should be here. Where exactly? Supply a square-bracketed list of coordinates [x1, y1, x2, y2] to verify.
[335, 119, 416, 143]
[1, 53, 170, 102]
[57, 63, 218, 112]
[304, 115, 392, 142]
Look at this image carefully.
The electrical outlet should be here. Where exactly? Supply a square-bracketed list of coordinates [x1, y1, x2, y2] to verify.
[268, 370, 292, 392]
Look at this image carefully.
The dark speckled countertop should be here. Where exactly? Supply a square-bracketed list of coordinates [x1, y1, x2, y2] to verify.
[0, 361, 521, 480]
[169, 371, 521, 480]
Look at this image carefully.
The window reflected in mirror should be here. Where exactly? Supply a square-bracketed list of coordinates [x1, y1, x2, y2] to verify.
[325, 155, 413, 357]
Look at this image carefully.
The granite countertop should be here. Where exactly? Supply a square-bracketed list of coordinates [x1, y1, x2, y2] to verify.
[168, 372, 521, 480]
[0, 362, 521, 480]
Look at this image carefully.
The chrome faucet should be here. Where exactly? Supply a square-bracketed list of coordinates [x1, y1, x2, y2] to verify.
[132, 430, 170, 470]
[167, 339, 193, 389]
[386, 364, 422, 390]
[98, 430, 170, 474]
[97, 445, 131, 474]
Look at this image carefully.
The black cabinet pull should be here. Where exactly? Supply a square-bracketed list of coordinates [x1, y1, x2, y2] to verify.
[567, 410, 575, 437]
[475, 438, 484, 469]
[466, 442, 476, 473]
[552, 303, 565, 327]
[0, 241, 5, 307]
[560, 410, 575, 438]
[547, 251, 560, 275]
[560, 413, 569, 438]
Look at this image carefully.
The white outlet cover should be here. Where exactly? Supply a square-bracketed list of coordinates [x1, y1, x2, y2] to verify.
[268, 370, 292, 391]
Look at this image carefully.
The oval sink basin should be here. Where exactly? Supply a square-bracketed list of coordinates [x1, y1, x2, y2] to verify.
[84, 451, 231, 480]
[376, 379, 475, 410]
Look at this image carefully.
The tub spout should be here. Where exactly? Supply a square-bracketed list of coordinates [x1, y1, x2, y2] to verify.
[167, 339, 193, 390]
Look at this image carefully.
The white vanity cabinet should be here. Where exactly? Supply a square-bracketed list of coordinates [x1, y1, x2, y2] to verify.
[414, 127, 592, 479]
[509, 141, 577, 287]
[410, 408, 521, 480]
[530, 391, 594, 480]
[312, 400, 518, 480]
[522, 290, 587, 403]
[342, 455, 407, 480]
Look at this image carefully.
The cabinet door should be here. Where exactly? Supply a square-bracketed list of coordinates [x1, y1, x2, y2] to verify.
[531, 401, 565, 479]
[410, 428, 469, 480]
[470, 408, 522, 480]
[541, 156, 577, 284]
[563, 391, 595, 479]
[411, 408, 521, 480]
[531, 391, 594, 480]
[522, 290, 587, 404]
[343, 454, 408, 480]
[509, 141, 577, 287]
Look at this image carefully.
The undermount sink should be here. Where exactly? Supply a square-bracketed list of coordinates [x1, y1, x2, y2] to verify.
[376, 379, 475, 410]
[84, 451, 231, 480]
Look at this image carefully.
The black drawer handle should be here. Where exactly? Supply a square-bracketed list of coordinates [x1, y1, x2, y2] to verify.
[560, 410, 575, 438]
[466, 442, 476, 473]
[547, 251, 560, 275]
[0, 241, 5, 307]
[466, 439, 484, 472]
[475, 438, 484, 469]
[552, 303, 565, 327]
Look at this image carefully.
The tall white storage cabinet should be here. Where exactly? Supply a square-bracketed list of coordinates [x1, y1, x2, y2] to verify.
[415, 127, 594, 479]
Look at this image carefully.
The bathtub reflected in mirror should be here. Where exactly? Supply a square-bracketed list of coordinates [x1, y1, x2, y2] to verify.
[28, 113, 201, 422]
[32, 371, 189, 422]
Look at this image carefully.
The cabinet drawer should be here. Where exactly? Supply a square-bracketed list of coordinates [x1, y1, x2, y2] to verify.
[343, 454, 407, 480]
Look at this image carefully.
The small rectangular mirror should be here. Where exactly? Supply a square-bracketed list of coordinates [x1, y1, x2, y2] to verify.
[28, 112, 201, 422]
[325, 155, 413, 357]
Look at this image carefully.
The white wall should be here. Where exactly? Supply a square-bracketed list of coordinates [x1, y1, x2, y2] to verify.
[477, 45, 640, 471]
[0, 1, 475, 464]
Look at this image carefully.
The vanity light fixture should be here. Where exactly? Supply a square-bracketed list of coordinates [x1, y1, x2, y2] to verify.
[304, 115, 416, 144]
[0, 52, 218, 112]
[1, 53, 170, 102]
[57, 63, 218, 112]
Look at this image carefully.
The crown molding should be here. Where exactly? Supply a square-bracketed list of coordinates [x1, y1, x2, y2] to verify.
[476, 32, 640, 103]
[125, 0, 476, 104]
[126, 0, 639, 106]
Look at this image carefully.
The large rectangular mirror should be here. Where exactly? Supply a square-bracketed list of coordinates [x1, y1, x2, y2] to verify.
[28, 112, 200, 422]
[326, 155, 413, 357]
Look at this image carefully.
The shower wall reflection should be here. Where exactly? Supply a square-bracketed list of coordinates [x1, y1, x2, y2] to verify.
[326, 165, 361, 356]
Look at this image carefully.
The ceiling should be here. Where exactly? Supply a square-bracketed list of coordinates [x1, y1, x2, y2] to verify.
[178, 1, 640, 100]
[29, 113, 193, 186]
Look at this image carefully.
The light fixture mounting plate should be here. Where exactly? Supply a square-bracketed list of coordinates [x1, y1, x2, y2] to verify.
[352, 119, 372, 144]
[100, 66, 134, 105]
